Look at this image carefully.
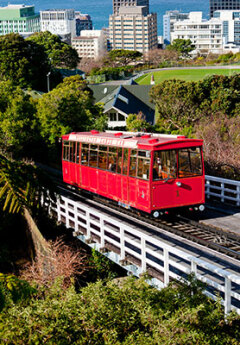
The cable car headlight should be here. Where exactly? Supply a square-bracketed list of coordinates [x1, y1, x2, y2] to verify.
[199, 205, 205, 212]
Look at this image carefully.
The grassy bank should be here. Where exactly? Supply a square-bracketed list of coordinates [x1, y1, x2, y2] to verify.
[136, 68, 240, 84]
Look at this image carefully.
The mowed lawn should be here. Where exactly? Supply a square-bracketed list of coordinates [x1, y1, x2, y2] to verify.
[136, 68, 240, 85]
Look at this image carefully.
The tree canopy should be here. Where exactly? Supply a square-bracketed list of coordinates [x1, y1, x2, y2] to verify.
[0, 33, 50, 90]
[167, 38, 195, 57]
[36, 75, 104, 145]
[0, 81, 40, 157]
[27, 31, 80, 69]
[106, 49, 142, 67]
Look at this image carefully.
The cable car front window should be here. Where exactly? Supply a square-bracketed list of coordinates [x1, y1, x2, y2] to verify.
[89, 144, 98, 168]
[178, 147, 202, 177]
[81, 143, 89, 166]
[137, 150, 150, 180]
[153, 150, 177, 181]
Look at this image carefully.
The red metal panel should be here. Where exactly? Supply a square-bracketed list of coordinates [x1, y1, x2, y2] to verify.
[121, 176, 128, 203]
[136, 179, 151, 211]
[62, 161, 70, 184]
[98, 170, 108, 196]
[152, 177, 205, 210]
[89, 169, 98, 192]
[81, 166, 89, 189]
[107, 173, 118, 200]
[129, 178, 137, 208]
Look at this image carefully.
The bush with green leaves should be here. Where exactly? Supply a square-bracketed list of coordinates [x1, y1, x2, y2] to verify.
[1, 275, 240, 344]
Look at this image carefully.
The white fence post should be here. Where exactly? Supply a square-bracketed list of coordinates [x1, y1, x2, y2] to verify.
[86, 209, 91, 240]
[120, 226, 125, 261]
[100, 218, 105, 249]
[141, 237, 146, 273]
[224, 277, 231, 314]
[163, 248, 169, 286]
[191, 260, 197, 274]
[237, 186, 240, 206]
[205, 179, 210, 199]
[221, 183, 225, 202]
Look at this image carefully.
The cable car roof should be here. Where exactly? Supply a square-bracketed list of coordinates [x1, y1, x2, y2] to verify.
[62, 131, 203, 149]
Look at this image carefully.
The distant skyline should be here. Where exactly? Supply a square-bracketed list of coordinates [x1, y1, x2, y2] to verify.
[0, 0, 209, 35]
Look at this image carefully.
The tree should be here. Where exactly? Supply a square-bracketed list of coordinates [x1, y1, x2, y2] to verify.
[167, 39, 195, 58]
[27, 31, 80, 69]
[126, 112, 152, 132]
[36, 75, 104, 145]
[0, 155, 56, 255]
[144, 49, 179, 66]
[0, 33, 50, 91]
[0, 81, 40, 158]
[150, 79, 204, 132]
[105, 49, 142, 67]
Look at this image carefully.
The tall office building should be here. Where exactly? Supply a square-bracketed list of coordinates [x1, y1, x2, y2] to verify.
[40, 9, 76, 43]
[0, 4, 40, 35]
[113, 0, 149, 15]
[109, 6, 157, 53]
[163, 10, 189, 44]
[75, 12, 92, 36]
[210, 0, 240, 17]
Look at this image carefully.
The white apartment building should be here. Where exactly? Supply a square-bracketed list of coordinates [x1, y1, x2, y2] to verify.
[71, 30, 107, 60]
[163, 10, 189, 44]
[213, 10, 240, 46]
[172, 12, 224, 54]
[40, 9, 76, 42]
[109, 6, 158, 53]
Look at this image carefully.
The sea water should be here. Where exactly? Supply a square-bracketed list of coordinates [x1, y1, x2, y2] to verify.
[0, 0, 209, 35]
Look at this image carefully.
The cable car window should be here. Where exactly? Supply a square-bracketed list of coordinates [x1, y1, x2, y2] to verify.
[63, 141, 70, 161]
[117, 148, 123, 174]
[122, 148, 128, 175]
[76, 143, 80, 164]
[153, 150, 177, 180]
[108, 146, 117, 172]
[89, 144, 98, 168]
[137, 150, 150, 180]
[70, 142, 76, 163]
[129, 150, 137, 177]
[81, 143, 89, 166]
[178, 147, 202, 178]
[98, 145, 108, 170]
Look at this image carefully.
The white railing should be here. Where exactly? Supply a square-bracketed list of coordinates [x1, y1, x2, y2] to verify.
[205, 175, 240, 207]
[48, 194, 240, 315]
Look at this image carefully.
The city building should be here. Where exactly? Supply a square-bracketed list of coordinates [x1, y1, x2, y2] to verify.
[40, 9, 76, 43]
[109, 6, 158, 53]
[113, 0, 149, 15]
[213, 10, 240, 45]
[89, 83, 155, 128]
[71, 30, 107, 60]
[0, 4, 40, 36]
[75, 11, 92, 36]
[210, 0, 240, 17]
[163, 10, 189, 45]
[171, 12, 224, 54]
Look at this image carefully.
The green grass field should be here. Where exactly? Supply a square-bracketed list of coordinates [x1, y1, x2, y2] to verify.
[136, 68, 240, 85]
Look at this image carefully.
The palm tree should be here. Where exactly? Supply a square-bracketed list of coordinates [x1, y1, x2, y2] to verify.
[0, 154, 56, 255]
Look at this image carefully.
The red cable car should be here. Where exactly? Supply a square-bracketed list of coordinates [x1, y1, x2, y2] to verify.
[62, 131, 205, 217]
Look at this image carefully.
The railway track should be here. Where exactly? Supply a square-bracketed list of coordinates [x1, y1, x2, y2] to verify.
[37, 163, 240, 261]
[57, 182, 240, 261]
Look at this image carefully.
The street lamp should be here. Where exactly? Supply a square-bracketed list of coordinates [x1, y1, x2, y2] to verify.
[46, 71, 51, 92]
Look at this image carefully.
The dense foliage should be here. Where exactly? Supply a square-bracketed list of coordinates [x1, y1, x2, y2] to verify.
[36, 75, 105, 145]
[0, 275, 240, 344]
[150, 74, 240, 177]
[27, 31, 80, 69]
[166, 39, 195, 58]
[0, 33, 50, 91]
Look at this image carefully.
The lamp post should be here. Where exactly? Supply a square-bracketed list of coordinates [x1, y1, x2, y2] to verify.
[46, 71, 51, 92]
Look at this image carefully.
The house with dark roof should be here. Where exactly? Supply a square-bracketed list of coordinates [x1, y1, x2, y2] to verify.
[88, 83, 155, 128]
